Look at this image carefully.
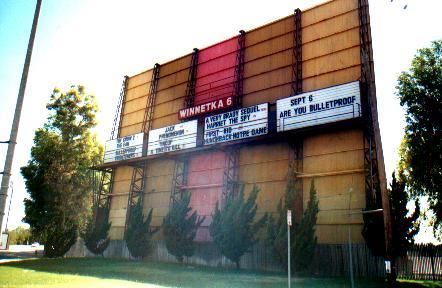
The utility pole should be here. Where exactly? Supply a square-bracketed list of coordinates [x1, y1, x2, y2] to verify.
[0, 0, 42, 232]
[287, 210, 292, 288]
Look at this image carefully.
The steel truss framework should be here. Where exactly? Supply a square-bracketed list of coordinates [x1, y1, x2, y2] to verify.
[170, 156, 189, 207]
[290, 8, 304, 219]
[184, 49, 199, 109]
[292, 8, 302, 96]
[358, 0, 381, 209]
[169, 49, 199, 206]
[124, 64, 161, 234]
[221, 30, 247, 202]
[359, 0, 393, 259]
[93, 76, 128, 221]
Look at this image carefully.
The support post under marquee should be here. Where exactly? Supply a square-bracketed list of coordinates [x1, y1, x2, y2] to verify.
[169, 156, 189, 207]
[222, 146, 240, 203]
[124, 64, 161, 235]
[93, 168, 113, 223]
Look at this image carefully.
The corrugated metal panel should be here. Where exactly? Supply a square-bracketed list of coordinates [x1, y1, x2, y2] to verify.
[303, 66, 360, 92]
[125, 83, 149, 102]
[113, 166, 133, 182]
[302, 0, 357, 28]
[242, 85, 291, 107]
[153, 98, 183, 119]
[144, 159, 175, 227]
[303, 151, 364, 174]
[155, 83, 187, 105]
[187, 151, 225, 241]
[303, 47, 361, 80]
[302, 128, 365, 244]
[303, 28, 360, 61]
[194, 37, 238, 105]
[242, 181, 286, 214]
[303, 10, 359, 44]
[303, 129, 363, 156]
[245, 33, 293, 63]
[243, 66, 292, 95]
[109, 227, 124, 240]
[245, 16, 292, 47]
[119, 124, 143, 138]
[159, 54, 192, 78]
[120, 110, 145, 128]
[244, 49, 292, 79]
[316, 224, 364, 244]
[157, 69, 189, 91]
[127, 70, 152, 90]
[123, 96, 147, 115]
[152, 115, 179, 130]
[239, 143, 290, 216]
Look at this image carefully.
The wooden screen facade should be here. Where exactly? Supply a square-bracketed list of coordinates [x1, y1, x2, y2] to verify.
[106, 0, 381, 244]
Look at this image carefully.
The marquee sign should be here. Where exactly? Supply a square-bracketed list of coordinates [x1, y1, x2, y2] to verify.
[276, 81, 361, 132]
[204, 103, 268, 145]
[178, 96, 233, 120]
[104, 132, 144, 163]
[147, 120, 198, 155]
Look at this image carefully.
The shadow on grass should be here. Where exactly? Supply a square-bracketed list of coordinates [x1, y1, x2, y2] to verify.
[397, 280, 442, 288]
[0, 257, 387, 288]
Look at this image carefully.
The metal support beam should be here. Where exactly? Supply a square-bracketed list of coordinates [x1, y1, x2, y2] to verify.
[289, 8, 304, 221]
[110, 76, 129, 140]
[93, 169, 113, 222]
[234, 30, 246, 108]
[358, 0, 392, 258]
[292, 8, 302, 96]
[184, 49, 199, 109]
[169, 156, 189, 207]
[222, 146, 240, 203]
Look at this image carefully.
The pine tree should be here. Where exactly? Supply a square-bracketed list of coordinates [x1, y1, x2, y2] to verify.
[266, 164, 298, 268]
[390, 171, 420, 257]
[293, 180, 319, 271]
[266, 173, 319, 272]
[162, 191, 205, 263]
[209, 185, 267, 269]
[125, 198, 158, 259]
[82, 207, 111, 256]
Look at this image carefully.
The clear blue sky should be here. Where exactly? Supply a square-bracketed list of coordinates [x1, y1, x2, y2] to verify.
[0, 0, 441, 242]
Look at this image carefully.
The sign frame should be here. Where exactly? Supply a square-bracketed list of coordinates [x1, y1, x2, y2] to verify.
[103, 132, 144, 163]
[147, 119, 198, 156]
[276, 81, 361, 132]
[203, 103, 269, 146]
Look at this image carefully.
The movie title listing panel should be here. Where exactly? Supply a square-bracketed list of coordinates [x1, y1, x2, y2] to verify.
[204, 103, 268, 145]
[147, 120, 198, 156]
[276, 81, 361, 132]
[104, 132, 144, 163]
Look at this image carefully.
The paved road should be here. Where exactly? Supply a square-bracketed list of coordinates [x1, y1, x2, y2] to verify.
[0, 245, 44, 262]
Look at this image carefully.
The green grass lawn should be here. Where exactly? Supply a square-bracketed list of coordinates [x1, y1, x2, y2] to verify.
[0, 258, 439, 288]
